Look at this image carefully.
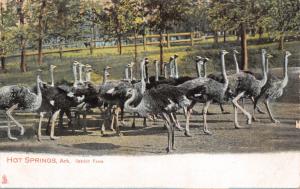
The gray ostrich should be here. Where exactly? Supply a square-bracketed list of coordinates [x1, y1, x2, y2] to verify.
[0, 71, 43, 140]
[253, 51, 292, 123]
[178, 50, 229, 136]
[124, 83, 191, 153]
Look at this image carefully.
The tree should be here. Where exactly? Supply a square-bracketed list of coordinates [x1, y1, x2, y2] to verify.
[208, 0, 270, 70]
[268, 0, 300, 50]
[145, 0, 191, 74]
[97, 0, 135, 55]
[17, 0, 27, 72]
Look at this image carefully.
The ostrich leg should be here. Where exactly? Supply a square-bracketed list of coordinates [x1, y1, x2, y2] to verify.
[37, 112, 45, 141]
[6, 114, 17, 140]
[264, 99, 280, 124]
[143, 117, 147, 127]
[50, 110, 60, 140]
[6, 104, 25, 136]
[172, 113, 183, 131]
[203, 100, 212, 135]
[169, 113, 177, 150]
[161, 112, 174, 153]
[184, 101, 196, 137]
[220, 103, 230, 114]
[232, 91, 252, 129]
[131, 113, 136, 128]
[114, 107, 123, 136]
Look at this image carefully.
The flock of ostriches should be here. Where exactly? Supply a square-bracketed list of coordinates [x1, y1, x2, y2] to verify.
[0, 49, 291, 152]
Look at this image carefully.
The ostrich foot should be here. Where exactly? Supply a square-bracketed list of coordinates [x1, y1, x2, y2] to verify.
[247, 117, 252, 125]
[109, 128, 116, 132]
[172, 146, 177, 150]
[175, 125, 183, 131]
[222, 111, 230, 114]
[37, 135, 51, 141]
[257, 109, 266, 114]
[203, 129, 212, 135]
[272, 119, 280, 124]
[234, 123, 246, 129]
[166, 147, 173, 153]
[184, 131, 192, 137]
[252, 116, 260, 122]
[50, 136, 60, 140]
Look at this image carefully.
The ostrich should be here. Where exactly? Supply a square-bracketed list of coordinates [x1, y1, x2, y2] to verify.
[253, 51, 292, 123]
[0, 71, 43, 140]
[178, 50, 230, 136]
[98, 65, 132, 135]
[124, 84, 191, 153]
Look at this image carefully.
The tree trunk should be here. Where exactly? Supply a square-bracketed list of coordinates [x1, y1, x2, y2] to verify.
[117, 34, 122, 55]
[240, 23, 248, 70]
[159, 31, 164, 75]
[134, 31, 138, 78]
[18, 0, 27, 72]
[223, 30, 226, 43]
[37, 0, 47, 65]
[278, 33, 285, 50]
[0, 2, 5, 70]
[1, 56, 5, 71]
[214, 31, 219, 44]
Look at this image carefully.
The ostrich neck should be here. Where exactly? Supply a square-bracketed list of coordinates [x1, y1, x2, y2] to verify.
[155, 62, 159, 81]
[102, 71, 107, 84]
[79, 66, 83, 82]
[50, 69, 55, 87]
[221, 54, 228, 89]
[203, 62, 207, 78]
[174, 58, 179, 78]
[233, 53, 240, 73]
[259, 53, 267, 88]
[86, 72, 91, 82]
[164, 65, 167, 78]
[140, 61, 146, 93]
[196, 61, 202, 78]
[73, 66, 78, 87]
[36, 75, 42, 97]
[280, 55, 289, 88]
[130, 67, 133, 81]
[124, 67, 129, 80]
[266, 58, 269, 74]
[124, 90, 140, 113]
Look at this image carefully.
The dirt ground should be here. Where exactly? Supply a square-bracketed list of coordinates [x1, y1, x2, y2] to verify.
[0, 68, 299, 155]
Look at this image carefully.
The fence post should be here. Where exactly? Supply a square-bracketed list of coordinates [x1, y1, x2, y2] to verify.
[167, 33, 170, 48]
[59, 43, 63, 60]
[143, 34, 146, 51]
[90, 38, 93, 55]
[191, 32, 194, 46]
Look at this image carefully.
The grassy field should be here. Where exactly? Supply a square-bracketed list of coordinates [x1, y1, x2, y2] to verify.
[0, 37, 299, 86]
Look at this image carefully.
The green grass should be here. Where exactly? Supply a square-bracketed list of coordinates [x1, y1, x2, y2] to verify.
[0, 37, 299, 86]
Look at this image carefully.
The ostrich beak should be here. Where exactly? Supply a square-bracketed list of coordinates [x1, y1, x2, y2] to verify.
[106, 66, 112, 69]
[222, 50, 229, 54]
[196, 56, 202, 61]
[233, 49, 239, 54]
[286, 51, 292, 56]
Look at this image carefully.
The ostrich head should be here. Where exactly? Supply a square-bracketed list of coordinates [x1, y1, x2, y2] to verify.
[221, 50, 229, 55]
[195, 56, 203, 64]
[169, 56, 174, 62]
[266, 54, 273, 59]
[50, 65, 57, 71]
[73, 61, 80, 67]
[261, 49, 267, 55]
[174, 54, 179, 59]
[233, 49, 239, 54]
[144, 57, 149, 65]
[285, 51, 292, 57]
[202, 57, 210, 63]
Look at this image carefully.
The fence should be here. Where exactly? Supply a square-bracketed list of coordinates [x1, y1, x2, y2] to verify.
[6, 32, 210, 59]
